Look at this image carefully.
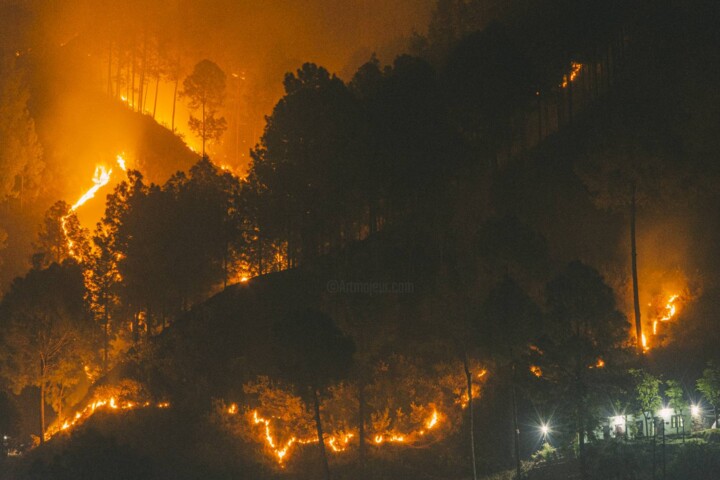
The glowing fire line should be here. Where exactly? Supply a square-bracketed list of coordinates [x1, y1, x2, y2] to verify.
[61, 154, 127, 259]
[644, 293, 682, 351]
[229, 405, 442, 465]
[45, 395, 169, 441]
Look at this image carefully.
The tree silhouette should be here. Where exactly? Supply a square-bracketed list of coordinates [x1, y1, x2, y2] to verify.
[632, 369, 662, 438]
[0, 262, 93, 442]
[272, 309, 354, 480]
[33, 201, 89, 268]
[181, 59, 227, 157]
[537, 261, 629, 478]
[249, 63, 365, 264]
[0, 57, 44, 208]
[474, 276, 542, 480]
[697, 362, 720, 428]
[665, 379, 687, 437]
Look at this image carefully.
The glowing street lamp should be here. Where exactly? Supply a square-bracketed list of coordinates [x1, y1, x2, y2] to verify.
[540, 423, 550, 438]
[691, 405, 701, 417]
[658, 408, 673, 422]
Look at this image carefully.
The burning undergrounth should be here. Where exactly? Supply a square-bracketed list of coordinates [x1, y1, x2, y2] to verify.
[61, 154, 128, 259]
[228, 406, 444, 465]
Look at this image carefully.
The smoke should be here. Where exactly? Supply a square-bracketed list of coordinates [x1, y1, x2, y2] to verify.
[5, 0, 434, 195]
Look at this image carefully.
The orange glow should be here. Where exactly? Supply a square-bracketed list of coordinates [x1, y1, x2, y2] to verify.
[659, 294, 680, 322]
[116, 154, 127, 172]
[251, 410, 304, 464]
[425, 410, 439, 429]
[530, 365, 543, 378]
[641, 333, 648, 351]
[45, 395, 171, 441]
[71, 166, 113, 211]
[245, 406, 443, 465]
[595, 359, 605, 368]
[560, 62, 583, 88]
[646, 293, 683, 351]
[61, 154, 128, 259]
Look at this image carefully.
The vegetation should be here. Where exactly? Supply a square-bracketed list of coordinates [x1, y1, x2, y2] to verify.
[2, 0, 720, 479]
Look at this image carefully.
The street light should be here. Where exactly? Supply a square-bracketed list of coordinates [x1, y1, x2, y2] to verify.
[691, 405, 701, 417]
[659, 407, 673, 422]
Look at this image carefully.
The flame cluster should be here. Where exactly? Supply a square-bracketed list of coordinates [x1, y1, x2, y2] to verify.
[225, 404, 442, 465]
[560, 62, 583, 88]
[61, 154, 128, 259]
[644, 293, 682, 351]
[45, 395, 170, 441]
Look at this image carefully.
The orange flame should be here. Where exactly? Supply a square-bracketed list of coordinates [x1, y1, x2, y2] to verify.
[251, 410, 303, 464]
[560, 62, 583, 88]
[45, 395, 170, 441]
[61, 154, 127, 259]
[645, 293, 682, 351]
[659, 295, 680, 322]
[246, 406, 442, 465]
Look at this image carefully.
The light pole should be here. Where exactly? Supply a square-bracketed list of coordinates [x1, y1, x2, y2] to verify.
[512, 364, 522, 480]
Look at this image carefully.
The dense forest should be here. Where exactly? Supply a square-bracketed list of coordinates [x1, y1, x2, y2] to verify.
[2, 1, 720, 479]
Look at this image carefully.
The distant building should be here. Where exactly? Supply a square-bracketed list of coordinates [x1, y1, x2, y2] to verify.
[598, 409, 696, 440]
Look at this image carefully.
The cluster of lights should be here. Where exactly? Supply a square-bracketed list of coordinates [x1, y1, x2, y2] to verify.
[538, 403, 704, 441]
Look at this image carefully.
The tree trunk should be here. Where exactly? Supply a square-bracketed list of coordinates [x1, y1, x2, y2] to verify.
[223, 237, 229, 289]
[153, 73, 160, 119]
[537, 93, 543, 143]
[171, 73, 179, 132]
[464, 354, 478, 480]
[652, 419, 657, 480]
[358, 378, 366, 470]
[202, 101, 206, 158]
[143, 78, 150, 111]
[567, 74, 574, 124]
[58, 383, 65, 420]
[132, 311, 140, 346]
[137, 33, 147, 113]
[512, 364, 521, 480]
[631, 182, 643, 353]
[103, 293, 109, 373]
[131, 42, 136, 110]
[107, 41, 113, 97]
[258, 236, 264, 275]
[578, 416, 586, 479]
[312, 388, 331, 480]
[40, 358, 46, 444]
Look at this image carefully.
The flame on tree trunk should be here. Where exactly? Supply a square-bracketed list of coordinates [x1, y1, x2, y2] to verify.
[512, 363, 521, 480]
[358, 378, 366, 470]
[630, 182, 643, 353]
[463, 354, 478, 480]
[312, 387, 331, 480]
[40, 356, 46, 444]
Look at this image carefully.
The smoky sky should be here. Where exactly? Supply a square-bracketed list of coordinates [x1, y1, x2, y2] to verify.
[5, 0, 434, 77]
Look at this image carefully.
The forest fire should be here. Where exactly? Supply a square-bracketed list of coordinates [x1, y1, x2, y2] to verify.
[45, 395, 170, 441]
[645, 293, 683, 349]
[560, 62, 583, 88]
[228, 405, 443, 465]
[60, 154, 128, 258]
